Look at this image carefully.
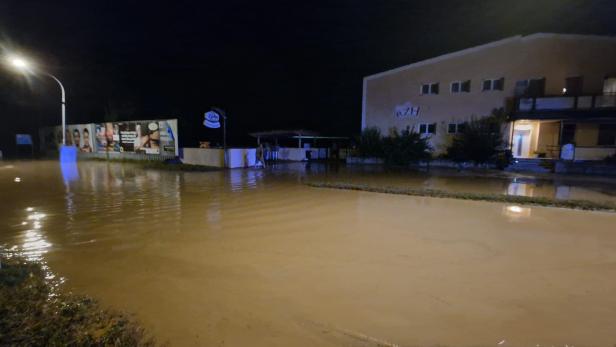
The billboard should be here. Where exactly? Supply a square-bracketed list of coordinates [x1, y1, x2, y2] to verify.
[39, 124, 95, 153]
[94, 119, 177, 155]
[40, 119, 178, 156]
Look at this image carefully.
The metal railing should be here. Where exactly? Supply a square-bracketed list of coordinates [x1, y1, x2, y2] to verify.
[515, 94, 616, 112]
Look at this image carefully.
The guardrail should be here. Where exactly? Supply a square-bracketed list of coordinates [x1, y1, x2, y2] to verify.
[516, 94, 616, 112]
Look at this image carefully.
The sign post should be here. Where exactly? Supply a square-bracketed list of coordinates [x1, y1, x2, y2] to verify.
[204, 108, 228, 167]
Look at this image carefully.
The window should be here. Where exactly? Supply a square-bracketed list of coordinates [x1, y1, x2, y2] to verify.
[447, 123, 467, 134]
[603, 77, 616, 95]
[565, 76, 583, 96]
[419, 123, 436, 134]
[598, 124, 616, 146]
[514, 78, 545, 97]
[421, 83, 439, 95]
[482, 78, 504, 91]
[451, 80, 471, 93]
[451, 82, 460, 93]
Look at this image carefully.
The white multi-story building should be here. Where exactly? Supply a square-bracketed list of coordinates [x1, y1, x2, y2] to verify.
[362, 33, 616, 160]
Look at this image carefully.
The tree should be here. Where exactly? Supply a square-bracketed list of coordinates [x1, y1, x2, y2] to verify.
[382, 127, 432, 166]
[356, 126, 384, 158]
[445, 108, 509, 165]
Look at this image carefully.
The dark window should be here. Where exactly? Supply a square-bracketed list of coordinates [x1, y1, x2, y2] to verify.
[493, 77, 505, 91]
[565, 76, 583, 96]
[427, 123, 436, 134]
[482, 80, 492, 91]
[419, 124, 427, 133]
[451, 82, 460, 93]
[457, 123, 466, 133]
[562, 124, 576, 145]
[527, 78, 545, 97]
[421, 83, 439, 95]
[598, 124, 616, 145]
[448, 123, 457, 133]
[461, 80, 471, 92]
[514, 80, 529, 97]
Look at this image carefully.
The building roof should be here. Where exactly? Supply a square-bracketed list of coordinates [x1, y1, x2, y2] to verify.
[364, 33, 616, 81]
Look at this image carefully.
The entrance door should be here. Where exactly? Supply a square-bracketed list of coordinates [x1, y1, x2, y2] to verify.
[513, 130, 531, 158]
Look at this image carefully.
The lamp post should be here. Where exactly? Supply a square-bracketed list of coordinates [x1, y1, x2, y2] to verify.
[6, 56, 67, 145]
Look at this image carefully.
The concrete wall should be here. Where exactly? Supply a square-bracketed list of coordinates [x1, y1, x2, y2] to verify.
[182, 148, 225, 167]
[574, 147, 616, 161]
[227, 148, 256, 168]
[363, 33, 616, 155]
[574, 123, 600, 147]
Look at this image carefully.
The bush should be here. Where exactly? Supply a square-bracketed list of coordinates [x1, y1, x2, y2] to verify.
[0, 256, 156, 346]
[445, 108, 508, 165]
[356, 127, 384, 158]
[382, 127, 432, 166]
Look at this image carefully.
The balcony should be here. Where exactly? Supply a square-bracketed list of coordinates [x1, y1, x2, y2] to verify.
[512, 94, 616, 120]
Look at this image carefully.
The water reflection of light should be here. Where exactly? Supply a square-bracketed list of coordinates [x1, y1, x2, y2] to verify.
[16, 208, 52, 262]
[60, 160, 80, 184]
[14, 177, 21, 182]
[502, 204, 532, 220]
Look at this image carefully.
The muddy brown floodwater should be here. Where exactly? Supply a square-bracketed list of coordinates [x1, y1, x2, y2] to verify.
[2, 160, 616, 346]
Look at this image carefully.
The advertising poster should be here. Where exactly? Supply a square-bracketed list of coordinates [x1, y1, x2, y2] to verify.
[39, 124, 95, 153]
[95, 120, 177, 155]
[42, 119, 178, 156]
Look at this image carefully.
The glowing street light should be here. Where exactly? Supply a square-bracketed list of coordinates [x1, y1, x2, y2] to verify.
[5, 54, 67, 145]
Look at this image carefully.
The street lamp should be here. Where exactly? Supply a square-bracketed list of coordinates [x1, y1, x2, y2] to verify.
[5, 55, 67, 145]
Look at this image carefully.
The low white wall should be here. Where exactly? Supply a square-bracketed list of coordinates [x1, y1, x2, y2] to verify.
[182, 146, 330, 168]
[574, 147, 616, 161]
[182, 148, 225, 167]
[278, 147, 327, 161]
[227, 148, 257, 168]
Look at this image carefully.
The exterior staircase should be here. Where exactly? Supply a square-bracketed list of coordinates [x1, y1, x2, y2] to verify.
[505, 158, 556, 173]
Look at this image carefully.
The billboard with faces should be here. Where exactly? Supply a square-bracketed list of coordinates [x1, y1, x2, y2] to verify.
[40, 119, 178, 156]
[39, 124, 95, 153]
[94, 119, 178, 155]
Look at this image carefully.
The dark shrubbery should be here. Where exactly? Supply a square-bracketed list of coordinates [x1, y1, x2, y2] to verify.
[357, 127, 384, 158]
[445, 108, 510, 166]
[382, 128, 432, 166]
[356, 126, 431, 165]
[0, 256, 156, 346]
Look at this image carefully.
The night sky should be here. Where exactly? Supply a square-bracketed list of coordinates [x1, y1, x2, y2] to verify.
[1, 0, 616, 154]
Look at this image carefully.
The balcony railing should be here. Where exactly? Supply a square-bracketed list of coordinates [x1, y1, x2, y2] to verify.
[516, 94, 616, 112]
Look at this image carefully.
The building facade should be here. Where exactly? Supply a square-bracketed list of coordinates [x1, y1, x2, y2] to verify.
[362, 33, 616, 160]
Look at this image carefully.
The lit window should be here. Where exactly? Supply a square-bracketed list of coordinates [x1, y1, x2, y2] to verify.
[421, 83, 439, 95]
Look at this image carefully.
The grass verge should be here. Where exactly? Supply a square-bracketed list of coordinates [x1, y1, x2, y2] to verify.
[306, 181, 616, 212]
[0, 256, 156, 346]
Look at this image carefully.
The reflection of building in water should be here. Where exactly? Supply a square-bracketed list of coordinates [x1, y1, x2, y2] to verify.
[507, 182, 535, 197]
[555, 185, 571, 200]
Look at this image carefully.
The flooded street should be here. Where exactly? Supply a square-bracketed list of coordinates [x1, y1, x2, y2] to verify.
[2, 160, 616, 346]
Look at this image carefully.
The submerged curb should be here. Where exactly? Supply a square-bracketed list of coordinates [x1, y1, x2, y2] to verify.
[305, 181, 616, 212]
